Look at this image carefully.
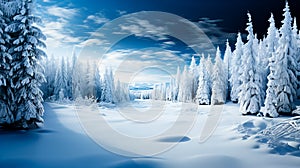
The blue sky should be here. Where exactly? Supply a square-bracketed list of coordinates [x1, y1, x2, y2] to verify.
[35, 0, 300, 84]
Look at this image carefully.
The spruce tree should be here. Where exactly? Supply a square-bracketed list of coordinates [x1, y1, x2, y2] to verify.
[196, 55, 210, 105]
[223, 39, 232, 99]
[211, 47, 226, 105]
[238, 13, 263, 115]
[5, 0, 46, 128]
[0, 7, 14, 124]
[230, 33, 244, 103]
[189, 56, 198, 100]
[271, 2, 297, 115]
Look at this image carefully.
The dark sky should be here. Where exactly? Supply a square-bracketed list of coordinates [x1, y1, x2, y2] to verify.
[99, 0, 300, 37]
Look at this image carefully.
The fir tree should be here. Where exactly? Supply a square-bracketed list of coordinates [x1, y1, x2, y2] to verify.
[230, 33, 244, 103]
[189, 56, 198, 100]
[238, 13, 263, 115]
[54, 57, 67, 99]
[211, 47, 226, 105]
[178, 65, 192, 102]
[5, 0, 46, 128]
[271, 2, 297, 114]
[223, 39, 232, 99]
[196, 55, 210, 105]
[0, 7, 13, 124]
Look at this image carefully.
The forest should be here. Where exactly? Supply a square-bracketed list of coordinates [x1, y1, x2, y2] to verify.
[0, 1, 300, 129]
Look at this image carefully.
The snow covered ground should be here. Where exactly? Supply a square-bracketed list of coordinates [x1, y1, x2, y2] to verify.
[0, 100, 299, 168]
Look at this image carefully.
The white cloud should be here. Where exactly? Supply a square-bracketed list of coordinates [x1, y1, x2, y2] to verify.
[41, 18, 81, 48]
[47, 6, 78, 19]
[78, 38, 104, 47]
[87, 31, 104, 37]
[96, 49, 185, 83]
[84, 15, 109, 24]
[119, 18, 168, 41]
[117, 10, 127, 15]
[43, 0, 50, 2]
[163, 41, 176, 45]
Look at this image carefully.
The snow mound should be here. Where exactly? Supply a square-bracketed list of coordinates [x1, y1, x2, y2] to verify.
[237, 118, 268, 140]
[255, 117, 300, 156]
[238, 117, 300, 157]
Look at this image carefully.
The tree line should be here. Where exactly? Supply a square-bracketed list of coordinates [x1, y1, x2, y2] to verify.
[152, 2, 300, 118]
[41, 53, 130, 104]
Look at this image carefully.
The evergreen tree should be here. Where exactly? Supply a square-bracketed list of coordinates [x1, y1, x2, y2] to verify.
[292, 18, 300, 98]
[0, 7, 13, 124]
[196, 56, 210, 105]
[5, 0, 46, 128]
[66, 56, 72, 99]
[173, 66, 180, 101]
[205, 54, 213, 97]
[101, 67, 115, 103]
[230, 33, 244, 103]
[263, 52, 279, 118]
[271, 2, 297, 115]
[211, 47, 226, 105]
[41, 54, 56, 99]
[54, 57, 67, 99]
[178, 65, 192, 102]
[94, 63, 102, 101]
[266, 13, 279, 59]
[223, 39, 232, 99]
[189, 56, 198, 100]
[238, 13, 263, 115]
[84, 61, 95, 98]
[258, 39, 269, 92]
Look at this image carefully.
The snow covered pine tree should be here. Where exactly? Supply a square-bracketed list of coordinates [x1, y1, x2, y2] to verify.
[196, 55, 210, 105]
[238, 13, 263, 115]
[211, 47, 226, 105]
[0, 3, 14, 124]
[3, 0, 46, 128]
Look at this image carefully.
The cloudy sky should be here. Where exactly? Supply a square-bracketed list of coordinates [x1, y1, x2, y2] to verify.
[36, 0, 300, 84]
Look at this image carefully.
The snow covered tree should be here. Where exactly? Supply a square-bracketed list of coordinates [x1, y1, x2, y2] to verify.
[205, 54, 213, 96]
[94, 63, 102, 101]
[115, 80, 130, 103]
[189, 56, 198, 100]
[211, 47, 226, 105]
[196, 56, 210, 105]
[66, 56, 72, 99]
[0, 7, 13, 124]
[257, 39, 268, 94]
[173, 66, 180, 101]
[223, 39, 232, 99]
[178, 65, 192, 102]
[230, 33, 244, 103]
[83, 61, 95, 98]
[269, 2, 297, 115]
[266, 13, 279, 60]
[101, 67, 115, 103]
[41, 54, 56, 99]
[263, 53, 279, 118]
[238, 13, 263, 115]
[292, 18, 300, 98]
[54, 57, 67, 99]
[5, 0, 46, 128]
[71, 52, 83, 99]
